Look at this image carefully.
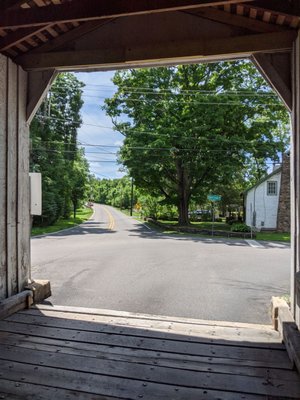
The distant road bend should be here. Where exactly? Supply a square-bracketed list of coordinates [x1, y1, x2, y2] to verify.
[31, 204, 290, 324]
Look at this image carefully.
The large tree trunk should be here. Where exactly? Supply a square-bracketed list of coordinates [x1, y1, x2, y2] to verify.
[176, 160, 190, 226]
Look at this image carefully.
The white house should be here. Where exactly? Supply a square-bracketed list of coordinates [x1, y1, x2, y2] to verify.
[245, 167, 282, 231]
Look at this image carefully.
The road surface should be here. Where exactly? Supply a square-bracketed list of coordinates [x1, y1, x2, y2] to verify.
[31, 204, 290, 324]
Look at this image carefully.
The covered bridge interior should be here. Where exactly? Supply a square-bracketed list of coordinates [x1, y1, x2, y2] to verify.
[1, 1, 300, 398]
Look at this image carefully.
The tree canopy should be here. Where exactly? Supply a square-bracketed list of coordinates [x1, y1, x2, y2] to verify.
[30, 73, 92, 225]
[104, 61, 290, 225]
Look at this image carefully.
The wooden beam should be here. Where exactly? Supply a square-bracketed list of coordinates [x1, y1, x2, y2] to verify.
[0, 0, 254, 29]
[0, 290, 33, 320]
[17, 30, 296, 71]
[250, 0, 300, 18]
[26, 69, 57, 123]
[193, 7, 287, 33]
[29, 20, 114, 54]
[0, 0, 27, 11]
[0, 25, 53, 52]
[252, 52, 292, 111]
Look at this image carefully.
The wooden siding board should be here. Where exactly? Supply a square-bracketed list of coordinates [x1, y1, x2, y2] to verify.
[17, 65, 29, 291]
[6, 58, 18, 297]
[0, 54, 7, 300]
[291, 32, 300, 326]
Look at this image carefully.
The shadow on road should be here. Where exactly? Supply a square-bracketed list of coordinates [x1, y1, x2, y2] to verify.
[32, 221, 116, 239]
[126, 224, 290, 249]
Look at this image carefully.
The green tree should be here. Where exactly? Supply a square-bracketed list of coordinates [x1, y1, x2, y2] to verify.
[30, 73, 89, 226]
[104, 62, 289, 225]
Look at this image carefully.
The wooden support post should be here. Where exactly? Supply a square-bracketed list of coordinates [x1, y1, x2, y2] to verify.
[291, 31, 300, 327]
[0, 54, 30, 300]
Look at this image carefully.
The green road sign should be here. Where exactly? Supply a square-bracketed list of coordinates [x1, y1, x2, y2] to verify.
[207, 194, 221, 202]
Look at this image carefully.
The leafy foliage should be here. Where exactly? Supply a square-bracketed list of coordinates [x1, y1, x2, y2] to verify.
[104, 62, 289, 225]
[30, 73, 91, 226]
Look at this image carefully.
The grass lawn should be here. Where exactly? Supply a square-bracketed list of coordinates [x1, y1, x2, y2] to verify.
[256, 232, 290, 242]
[118, 208, 143, 219]
[158, 220, 230, 231]
[31, 207, 93, 237]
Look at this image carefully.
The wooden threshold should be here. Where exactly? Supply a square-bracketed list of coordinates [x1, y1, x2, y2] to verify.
[0, 304, 299, 399]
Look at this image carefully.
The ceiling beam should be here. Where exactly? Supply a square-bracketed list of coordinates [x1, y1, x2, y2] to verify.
[250, 0, 300, 18]
[17, 30, 296, 71]
[0, 0, 254, 29]
[192, 7, 287, 33]
[0, 0, 26, 11]
[0, 25, 53, 51]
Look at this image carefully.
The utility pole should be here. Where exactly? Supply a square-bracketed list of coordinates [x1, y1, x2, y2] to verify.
[130, 177, 134, 216]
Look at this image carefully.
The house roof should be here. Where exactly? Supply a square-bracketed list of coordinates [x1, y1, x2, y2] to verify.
[244, 165, 282, 194]
[0, 1, 299, 71]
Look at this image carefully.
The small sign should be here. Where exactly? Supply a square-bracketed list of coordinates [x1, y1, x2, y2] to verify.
[29, 172, 42, 216]
[207, 194, 221, 202]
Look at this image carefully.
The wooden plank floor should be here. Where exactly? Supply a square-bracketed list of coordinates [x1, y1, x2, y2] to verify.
[0, 305, 299, 399]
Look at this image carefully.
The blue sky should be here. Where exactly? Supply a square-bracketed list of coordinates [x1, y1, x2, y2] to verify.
[74, 71, 125, 179]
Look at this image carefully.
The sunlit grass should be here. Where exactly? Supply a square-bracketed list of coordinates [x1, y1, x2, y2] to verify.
[31, 207, 93, 236]
[256, 232, 290, 242]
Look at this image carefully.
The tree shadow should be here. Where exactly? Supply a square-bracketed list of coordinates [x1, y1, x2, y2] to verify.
[32, 221, 116, 239]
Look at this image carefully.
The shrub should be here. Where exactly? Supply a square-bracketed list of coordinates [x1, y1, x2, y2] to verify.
[231, 223, 251, 233]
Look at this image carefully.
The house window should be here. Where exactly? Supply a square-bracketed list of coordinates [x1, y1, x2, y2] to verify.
[267, 181, 277, 196]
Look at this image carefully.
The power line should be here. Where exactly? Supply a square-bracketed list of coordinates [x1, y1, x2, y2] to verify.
[55, 82, 277, 96]
[35, 115, 290, 141]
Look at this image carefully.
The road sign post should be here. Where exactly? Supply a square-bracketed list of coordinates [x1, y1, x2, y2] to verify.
[207, 194, 221, 237]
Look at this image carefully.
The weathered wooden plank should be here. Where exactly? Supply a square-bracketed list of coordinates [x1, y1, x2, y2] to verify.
[17, 31, 296, 71]
[0, 361, 281, 400]
[291, 30, 300, 328]
[6, 58, 18, 298]
[252, 52, 292, 111]
[0, 379, 116, 400]
[1, 333, 298, 382]
[0, 331, 290, 370]
[0, 320, 291, 366]
[0, 345, 299, 398]
[0, 54, 7, 300]
[278, 306, 300, 373]
[26, 68, 57, 123]
[12, 311, 284, 348]
[0, 290, 32, 320]
[33, 304, 276, 331]
[0, 0, 255, 29]
[17, 65, 29, 292]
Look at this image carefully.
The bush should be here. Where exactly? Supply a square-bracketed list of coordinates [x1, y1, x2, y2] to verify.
[231, 223, 251, 233]
[214, 218, 223, 223]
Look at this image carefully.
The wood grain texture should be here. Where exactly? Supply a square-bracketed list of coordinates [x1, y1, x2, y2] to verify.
[0, 54, 29, 300]
[0, 54, 7, 300]
[17, 65, 30, 291]
[291, 32, 300, 327]
[6, 58, 18, 297]
[0, 306, 298, 399]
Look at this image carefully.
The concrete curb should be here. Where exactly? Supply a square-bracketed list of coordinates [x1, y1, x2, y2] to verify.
[31, 208, 95, 239]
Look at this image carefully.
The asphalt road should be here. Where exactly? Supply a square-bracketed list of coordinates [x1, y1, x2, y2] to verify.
[31, 204, 290, 324]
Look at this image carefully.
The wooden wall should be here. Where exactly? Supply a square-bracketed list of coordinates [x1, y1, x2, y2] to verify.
[291, 33, 300, 327]
[0, 54, 30, 300]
